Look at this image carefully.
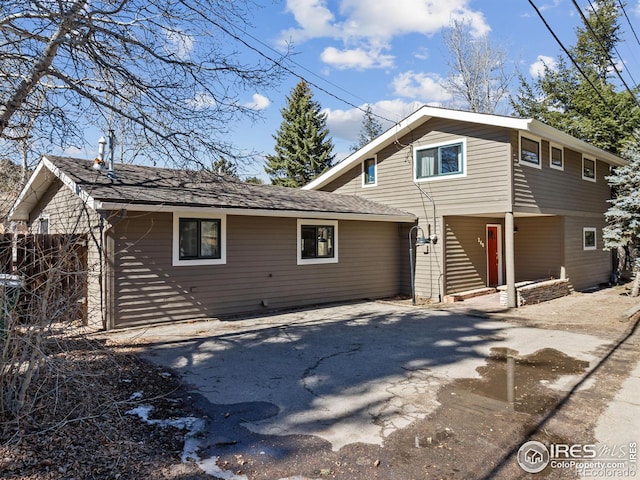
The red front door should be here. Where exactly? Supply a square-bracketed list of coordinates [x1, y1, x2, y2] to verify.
[487, 226, 499, 286]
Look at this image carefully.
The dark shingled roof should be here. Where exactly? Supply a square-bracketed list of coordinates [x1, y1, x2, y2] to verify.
[47, 156, 414, 219]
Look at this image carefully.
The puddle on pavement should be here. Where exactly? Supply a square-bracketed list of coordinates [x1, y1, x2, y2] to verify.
[449, 347, 589, 415]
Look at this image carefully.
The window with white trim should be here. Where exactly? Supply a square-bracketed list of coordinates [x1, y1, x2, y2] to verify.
[297, 219, 338, 265]
[362, 157, 377, 186]
[519, 135, 541, 168]
[583, 227, 597, 250]
[414, 140, 465, 181]
[550, 145, 564, 170]
[582, 157, 596, 182]
[173, 213, 226, 266]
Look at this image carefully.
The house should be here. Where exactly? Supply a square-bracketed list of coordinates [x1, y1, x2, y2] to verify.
[304, 106, 626, 307]
[9, 155, 415, 329]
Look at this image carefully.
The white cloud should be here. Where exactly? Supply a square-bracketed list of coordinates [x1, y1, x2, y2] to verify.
[529, 55, 557, 77]
[280, 0, 490, 69]
[391, 71, 452, 103]
[187, 92, 217, 110]
[244, 93, 271, 110]
[325, 100, 424, 143]
[320, 46, 394, 70]
[164, 29, 194, 60]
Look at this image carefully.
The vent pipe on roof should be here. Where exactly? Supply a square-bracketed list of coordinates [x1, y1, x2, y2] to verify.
[93, 136, 107, 170]
[107, 129, 116, 179]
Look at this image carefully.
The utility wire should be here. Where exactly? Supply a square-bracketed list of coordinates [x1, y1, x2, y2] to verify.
[573, 0, 640, 107]
[528, 0, 614, 111]
[223, 23, 399, 125]
[617, 0, 640, 47]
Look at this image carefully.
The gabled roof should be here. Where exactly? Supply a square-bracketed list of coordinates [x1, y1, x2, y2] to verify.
[303, 105, 627, 190]
[9, 155, 415, 223]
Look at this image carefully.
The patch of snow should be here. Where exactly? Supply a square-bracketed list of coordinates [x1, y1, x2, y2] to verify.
[126, 405, 246, 480]
[129, 391, 143, 401]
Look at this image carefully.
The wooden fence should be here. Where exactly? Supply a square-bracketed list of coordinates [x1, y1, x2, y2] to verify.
[0, 234, 88, 324]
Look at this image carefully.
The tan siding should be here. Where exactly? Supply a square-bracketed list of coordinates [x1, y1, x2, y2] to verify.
[443, 216, 498, 294]
[513, 133, 611, 214]
[563, 216, 611, 291]
[513, 216, 563, 281]
[322, 118, 512, 217]
[112, 213, 404, 328]
[27, 180, 104, 328]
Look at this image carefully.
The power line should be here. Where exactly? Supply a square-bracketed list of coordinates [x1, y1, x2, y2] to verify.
[617, 0, 640, 48]
[223, 23, 399, 126]
[574, 0, 640, 105]
[528, 0, 615, 110]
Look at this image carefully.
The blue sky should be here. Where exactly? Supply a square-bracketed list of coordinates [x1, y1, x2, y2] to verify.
[219, 0, 640, 181]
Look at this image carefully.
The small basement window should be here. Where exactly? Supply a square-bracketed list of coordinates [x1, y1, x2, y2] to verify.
[297, 219, 338, 265]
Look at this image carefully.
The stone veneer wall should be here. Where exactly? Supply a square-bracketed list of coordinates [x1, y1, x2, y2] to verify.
[499, 279, 571, 307]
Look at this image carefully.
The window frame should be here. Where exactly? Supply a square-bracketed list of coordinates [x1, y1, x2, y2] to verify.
[550, 143, 564, 171]
[297, 219, 338, 265]
[582, 156, 596, 182]
[413, 138, 466, 182]
[583, 227, 597, 251]
[173, 212, 227, 266]
[519, 134, 542, 169]
[362, 156, 377, 187]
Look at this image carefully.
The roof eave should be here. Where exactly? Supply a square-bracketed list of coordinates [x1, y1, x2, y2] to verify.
[98, 201, 417, 223]
[8, 156, 99, 222]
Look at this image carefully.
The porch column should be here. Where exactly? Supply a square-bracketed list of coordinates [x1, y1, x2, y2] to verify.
[505, 212, 517, 308]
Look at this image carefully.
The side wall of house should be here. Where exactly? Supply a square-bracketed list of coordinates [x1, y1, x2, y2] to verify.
[110, 212, 405, 328]
[513, 216, 563, 282]
[26, 179, 104, 328]
[563, 215, 611, 291]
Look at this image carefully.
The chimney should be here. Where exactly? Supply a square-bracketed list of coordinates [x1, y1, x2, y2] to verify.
[107, 129, 117, 179]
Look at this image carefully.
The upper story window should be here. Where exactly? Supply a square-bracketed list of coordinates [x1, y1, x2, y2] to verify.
[520, 135, 541, 168]
[550, 145, 564, 170]
[414, 140, 465, 181]
[173, 213, 226, 266]
[582, 157, 596, 182]
[297, 219, 338, 265]
[362, 157, 377, 187]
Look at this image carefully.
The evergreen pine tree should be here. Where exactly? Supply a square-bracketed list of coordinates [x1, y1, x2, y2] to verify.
[265, 80, 335, 187]
[511, 0, 640, 154]
[604, 134, 640, 295]
[351, 105, 384, 152]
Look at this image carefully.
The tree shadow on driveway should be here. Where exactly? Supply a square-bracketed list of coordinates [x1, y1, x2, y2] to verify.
[122, 301, 607, 476]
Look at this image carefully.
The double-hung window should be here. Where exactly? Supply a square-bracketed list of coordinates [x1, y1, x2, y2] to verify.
[297, 219, 338, 265]
[173, 213, 226, 266]
[550, 145, 564, 170]
[582, 157, 596, 182]
[583, 227, 597, 250]
[414, 140, 465, 181]
[520, 135, 541, 168]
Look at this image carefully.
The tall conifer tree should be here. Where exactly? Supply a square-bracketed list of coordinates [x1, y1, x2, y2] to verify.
[511, 0, 640, 154]
[265, 80, 335, 187]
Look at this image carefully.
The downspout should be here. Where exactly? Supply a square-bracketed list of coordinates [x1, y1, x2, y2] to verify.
[99, 209, 126, 330]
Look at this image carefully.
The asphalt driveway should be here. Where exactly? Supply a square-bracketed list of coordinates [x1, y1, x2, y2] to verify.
[109, 299, 623, 478]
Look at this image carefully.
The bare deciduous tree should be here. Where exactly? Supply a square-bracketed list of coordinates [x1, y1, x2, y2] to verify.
[0, 0, 287, 170]
[442, 20, 516, 114]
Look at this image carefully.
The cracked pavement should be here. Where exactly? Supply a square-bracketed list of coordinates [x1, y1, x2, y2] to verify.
[118, 301, 609, 452]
